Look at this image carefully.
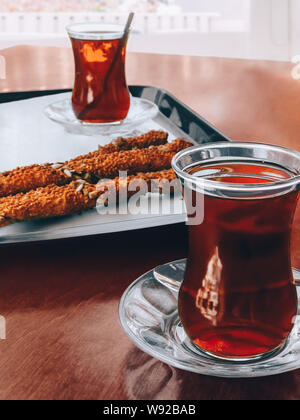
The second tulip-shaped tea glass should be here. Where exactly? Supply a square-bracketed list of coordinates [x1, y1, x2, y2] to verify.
[172, 142, 300, 362]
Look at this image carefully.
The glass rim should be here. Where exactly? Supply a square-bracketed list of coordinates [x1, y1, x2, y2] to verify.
[172, 141, 300, 193]
[66, 22, 126, 40]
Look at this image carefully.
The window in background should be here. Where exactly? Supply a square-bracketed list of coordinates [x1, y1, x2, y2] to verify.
[0, 1, 178, 13]
[0, 0, 297, 61]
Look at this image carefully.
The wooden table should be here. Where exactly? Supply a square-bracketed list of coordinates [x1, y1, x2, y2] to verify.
[0, 45, 299, 400]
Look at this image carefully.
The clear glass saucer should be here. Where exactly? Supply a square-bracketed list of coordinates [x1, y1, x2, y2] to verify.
[119, 259, 300, 378]
[44, 95, 159, 136]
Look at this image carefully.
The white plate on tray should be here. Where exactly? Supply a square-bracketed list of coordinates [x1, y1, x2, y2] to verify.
[0, 92, 193, 244]
[119, 259, 300, 378]
[44, 95, 159, 136]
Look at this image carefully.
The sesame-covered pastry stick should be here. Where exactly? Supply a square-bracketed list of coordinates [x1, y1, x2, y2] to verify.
[0, 130, 169, 197]
[0, 180, 99, 228]
[0, 164, 70, 198]
[110, 129, 168, 150]
[0, 169, 180, 228]
[96, 168, 180, 208]
[96, 168, 178, 203]
[70, 130, 169, 162]
[67, 139, 192, 181]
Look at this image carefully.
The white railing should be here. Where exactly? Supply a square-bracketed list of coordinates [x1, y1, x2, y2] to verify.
[0, 12, 255, 59]
[0, 12, 220, 35]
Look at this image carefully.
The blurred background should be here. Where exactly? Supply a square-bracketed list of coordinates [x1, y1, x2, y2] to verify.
[0, 0, 299, 61]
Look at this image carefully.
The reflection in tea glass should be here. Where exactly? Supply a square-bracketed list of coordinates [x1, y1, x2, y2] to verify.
[67, 22, 131, 124]
[172, 142, 300, 362]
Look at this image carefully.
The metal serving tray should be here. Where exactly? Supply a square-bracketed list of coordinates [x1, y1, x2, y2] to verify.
[0, 85, 230, 245]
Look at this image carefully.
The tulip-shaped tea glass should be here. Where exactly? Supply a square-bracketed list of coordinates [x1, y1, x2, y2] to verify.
[67, 22, 130, 124]
[172, 142, 300, 362]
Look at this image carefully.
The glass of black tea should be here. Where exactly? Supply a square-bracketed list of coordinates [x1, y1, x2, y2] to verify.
[172, 142, 300, 362]
[67, 22, 130, 124]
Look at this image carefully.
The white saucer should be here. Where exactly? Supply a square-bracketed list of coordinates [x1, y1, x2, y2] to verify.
[119, 259, 300, 378]
[44, 95, 159, 136]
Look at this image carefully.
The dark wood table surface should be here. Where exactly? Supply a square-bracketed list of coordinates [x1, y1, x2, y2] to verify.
[0, 45, 299, 400]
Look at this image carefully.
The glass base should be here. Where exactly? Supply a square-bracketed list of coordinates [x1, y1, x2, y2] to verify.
[189, 340, 286, 364]
[78, 119, 123, 126]
[119, 259, 300, 378]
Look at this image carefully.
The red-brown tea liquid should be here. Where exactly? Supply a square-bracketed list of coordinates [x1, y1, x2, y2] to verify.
[180, 161, 299, 359]
[70, 36, 130, 123]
